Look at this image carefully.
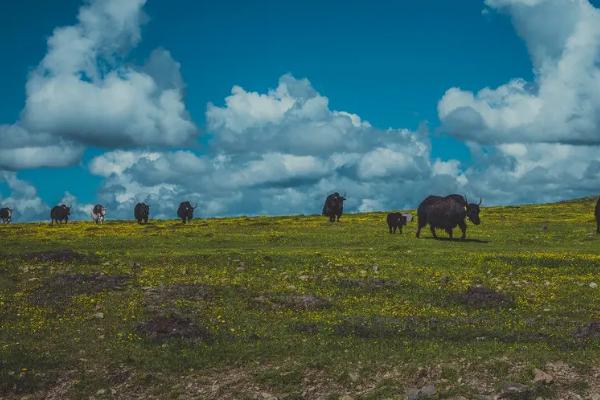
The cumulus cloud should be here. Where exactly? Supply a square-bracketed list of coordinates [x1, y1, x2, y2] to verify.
[84, 75, 470, 219]
[0, 0, 197, 171]
[439, 0, 600, 145]
[0, 172, 48, 221]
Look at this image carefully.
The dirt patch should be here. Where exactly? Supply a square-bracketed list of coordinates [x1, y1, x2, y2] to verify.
[335, 316, 411, 339]
[456, 285, 513, 308]
[143, 283, 215, 312]
[136, 314, 212, 342]
[573, 321, 600, 339]
[252, 294, 331, 311]
[144, 283, 213, 302]
[338, 278, 399, 290]
[290, 322, 320, 334]
[23, 248, 99, 263]
[30, 273, 129, 307]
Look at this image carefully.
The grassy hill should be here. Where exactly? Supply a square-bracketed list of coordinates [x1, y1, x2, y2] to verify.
[2, 197, 600, 399]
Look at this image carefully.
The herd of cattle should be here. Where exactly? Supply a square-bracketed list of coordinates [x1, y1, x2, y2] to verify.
[1, 194, 599, 239]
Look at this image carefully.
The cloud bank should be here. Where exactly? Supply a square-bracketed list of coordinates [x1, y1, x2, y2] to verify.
[4, 0, 600, 221]
[0, 0, 197, 171]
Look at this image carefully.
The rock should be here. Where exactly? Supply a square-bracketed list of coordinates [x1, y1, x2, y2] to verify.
[590, 282, 598, 289]
[348, 371, 359, 382]
[96, 388, 106, 395]
[532, 368, 553, 384]
[93, 312, 104, 319]
[259, 392, 277, 400]
[407, 384, 436, 400]
[590, 394, 600, 400]
[496, 383, 532, 399]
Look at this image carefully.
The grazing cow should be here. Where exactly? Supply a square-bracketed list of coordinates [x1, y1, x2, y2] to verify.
[134, 202, 150, 224]
[177, 201, 196, 223]
[322, 192, 346, 222]
[0, 207, 12, 224]
[92, 204, 106, 224]
[416, 194, 481, 239]
[594, 198, 600, 233]
[51, 204, 71, 224]
[387, 212, 408, 234]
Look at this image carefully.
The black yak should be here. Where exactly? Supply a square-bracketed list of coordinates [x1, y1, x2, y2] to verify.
[387, 212, 412, 233]
[416, 195, 481, 239]
[177, 201, 196, 223]
[134, 203, 150, 224]
[51, 204, 71, 224]
[322, 192, 346, 222]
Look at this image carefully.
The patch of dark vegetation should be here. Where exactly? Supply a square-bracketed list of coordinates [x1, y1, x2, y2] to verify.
[30, 273, 129, 307]
[144, 283, 213, 302]
[335, 316, 408, 338]
[252, 294, 331, 311]
[333, 315, 554, 344]
[142, 283, 215, 312]
[136, 313, 212, 342]
[338, 278, 399, 290]
[573, 321, 600, 339]
[489, 255, 600, 269]
[22, 248, 99, 263]
[456, 285, 513, 308]
[290, 322, 320, 334]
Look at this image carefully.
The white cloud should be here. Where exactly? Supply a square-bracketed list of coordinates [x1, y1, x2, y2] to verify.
[439, 0, 600, 145]
[84, 75, 470, 220]
[0, 172, 47, 221]
[0, 0, 197, 170]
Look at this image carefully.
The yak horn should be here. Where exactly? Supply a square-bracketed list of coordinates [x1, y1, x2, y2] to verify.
[478, 197, 482, 205]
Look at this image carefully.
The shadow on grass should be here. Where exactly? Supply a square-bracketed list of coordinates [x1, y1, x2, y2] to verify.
[421, 237, 490, 244]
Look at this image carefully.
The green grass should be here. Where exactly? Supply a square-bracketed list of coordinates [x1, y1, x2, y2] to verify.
[2, 198, 600, 398]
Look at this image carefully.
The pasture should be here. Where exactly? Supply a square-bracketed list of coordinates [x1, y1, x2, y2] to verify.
[2, 197, 600, 399]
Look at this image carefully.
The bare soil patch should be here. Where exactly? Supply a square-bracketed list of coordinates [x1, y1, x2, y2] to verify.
[136, 314, 212, 342]
[23, 248, 99, 263]
[456, 285, 513, 308]
[30, 273, 129, 307]
[252, 294, 331, 311]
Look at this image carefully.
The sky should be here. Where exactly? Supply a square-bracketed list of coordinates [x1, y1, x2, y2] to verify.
[1, 0, 600, 221]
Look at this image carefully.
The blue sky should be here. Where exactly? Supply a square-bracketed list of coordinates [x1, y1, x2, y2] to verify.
[2, 0, 600, 220]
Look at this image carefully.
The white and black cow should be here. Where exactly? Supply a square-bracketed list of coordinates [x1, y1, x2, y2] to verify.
[92, 204, 106, 224]
[0, 207, 12, 224]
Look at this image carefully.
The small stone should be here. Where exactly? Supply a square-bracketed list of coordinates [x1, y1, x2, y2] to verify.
[96, 388, 106, 395]
[590, 282, 598, 289]
[533, 368, 553, 384]
[419, 384, 436, 397]
[93, 312, 104, 319]
[407, 384, 436, 400]
[496, 383, 531, 399]
[348, 371, 359, 382]
[340, 395, 354, 400]
[590, 394, 600, 400]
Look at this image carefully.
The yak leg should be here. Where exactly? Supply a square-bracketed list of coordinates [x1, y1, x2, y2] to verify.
[416, 224, 424, 238]
[388, 224, 393, 234]
[458, 221, 467, 239]
[430, 225, 437, 238]
[597, 221, 600, 234]
[399, 224, 403, 234]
